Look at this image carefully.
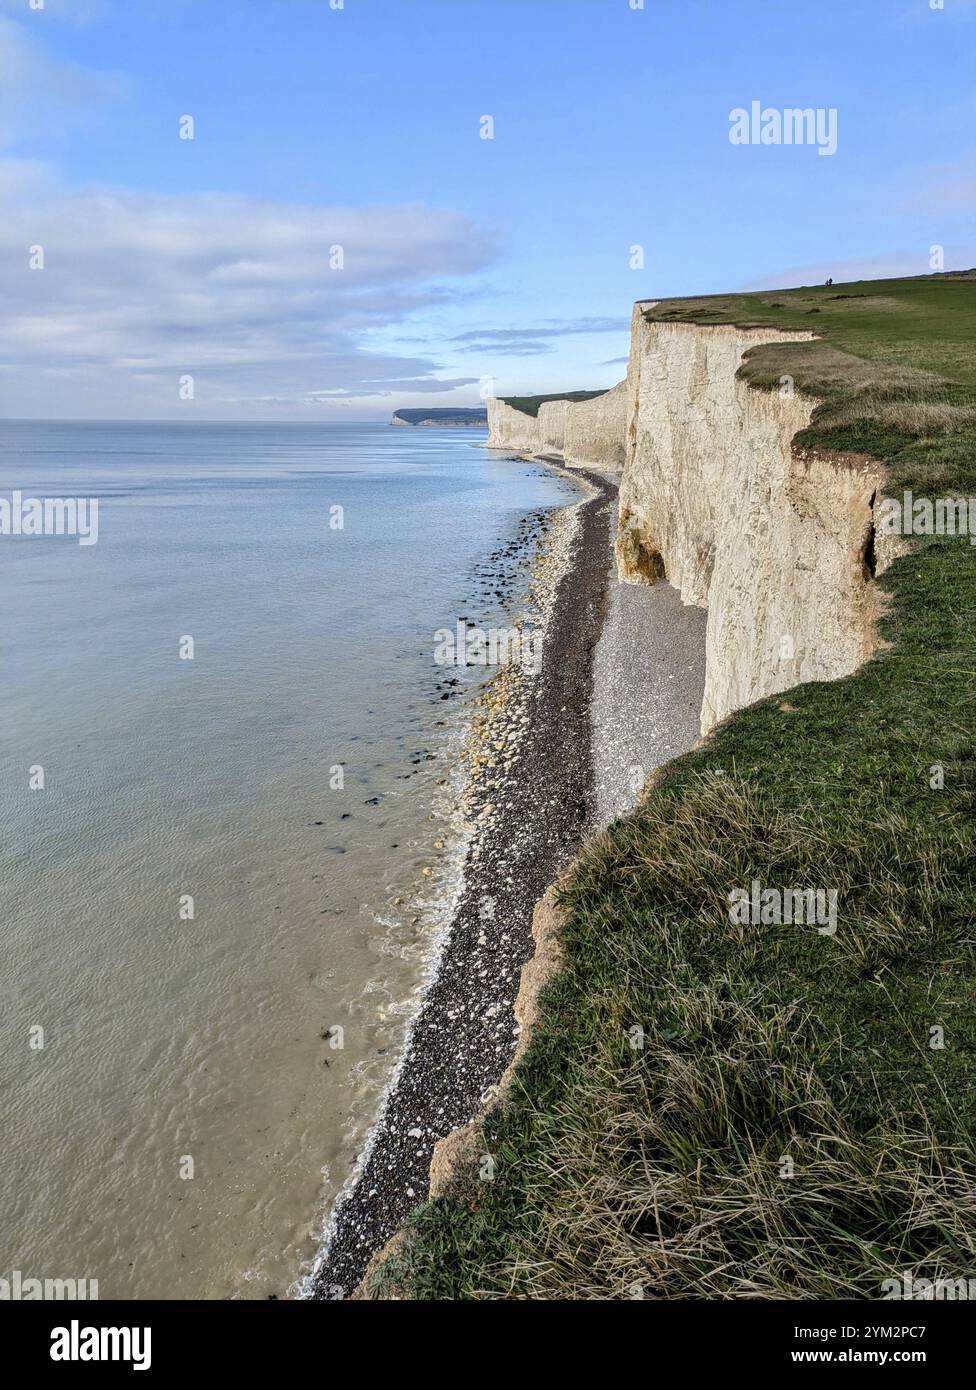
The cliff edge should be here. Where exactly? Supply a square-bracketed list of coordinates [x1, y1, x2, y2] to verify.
[355, 272, 976, 1302]
[617, 303, 898, 733]
[487, 379, 631, 469]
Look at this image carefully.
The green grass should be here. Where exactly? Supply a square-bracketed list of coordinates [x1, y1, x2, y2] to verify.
[373, 272, 976, 1300]
[499, 389, 608, 418]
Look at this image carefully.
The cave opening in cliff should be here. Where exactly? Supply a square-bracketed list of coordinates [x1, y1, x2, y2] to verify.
[862, 492, 878, 579]
[619, 526, 667, 584]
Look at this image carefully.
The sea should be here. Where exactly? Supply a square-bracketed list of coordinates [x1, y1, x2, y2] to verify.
[0, 419, 580, 1299]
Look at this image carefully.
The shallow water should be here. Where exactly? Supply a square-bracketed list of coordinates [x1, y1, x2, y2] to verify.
[0, 420, 577, 1299]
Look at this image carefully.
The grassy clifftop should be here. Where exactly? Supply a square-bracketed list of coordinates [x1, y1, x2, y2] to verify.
[648, 272, 976, 453]
[499, 389, 608, 418]
[375, 273, 976, 1300]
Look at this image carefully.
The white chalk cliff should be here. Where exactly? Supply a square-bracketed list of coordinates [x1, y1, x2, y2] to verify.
[487, 378, 632, 469]
[490, 299, 898, 737]
[618, 303, 895, 733]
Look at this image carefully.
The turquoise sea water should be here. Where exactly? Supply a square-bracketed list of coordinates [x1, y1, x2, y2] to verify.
[0, 420, 577, 1298]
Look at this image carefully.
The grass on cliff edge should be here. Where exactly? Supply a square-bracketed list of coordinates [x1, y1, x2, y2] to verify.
[498, 389, 608, 418]
[372, 272, 976, 1300]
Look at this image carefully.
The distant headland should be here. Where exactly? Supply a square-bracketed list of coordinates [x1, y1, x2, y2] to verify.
[391, 407, 488, 427]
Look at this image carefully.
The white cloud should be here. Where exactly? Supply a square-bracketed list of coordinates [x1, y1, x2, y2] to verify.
[0, 15, 121, 147]
[446, 316, 630, 357]
[899, 150, 976, 213]
[742, 247, 976, 291]
[0, 163, 497, 417]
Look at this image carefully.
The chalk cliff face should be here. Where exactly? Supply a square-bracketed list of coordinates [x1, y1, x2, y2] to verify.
[489, 301, 896, 736]
[486, 377, 632, 470]
[486, 398, 544, 453]
[617, 306, 893, 733]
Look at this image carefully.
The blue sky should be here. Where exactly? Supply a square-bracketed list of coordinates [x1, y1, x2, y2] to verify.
[1, 0, 974, 419]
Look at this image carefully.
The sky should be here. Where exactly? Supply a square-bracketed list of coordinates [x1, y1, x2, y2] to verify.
[1, 0, 974, 420]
